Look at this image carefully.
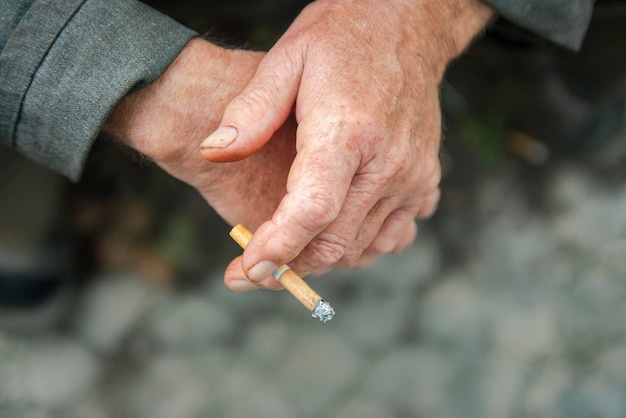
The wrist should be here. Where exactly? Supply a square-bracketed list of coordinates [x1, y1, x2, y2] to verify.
[104, 38, 209, 159]
[103, 38, 262, 164]
[400, 0, 495, 80]
[442, 0, 496, 59]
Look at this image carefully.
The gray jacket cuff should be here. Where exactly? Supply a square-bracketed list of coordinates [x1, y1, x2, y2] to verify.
[0, 0, 196, 180]
[481, 0, 595, 50]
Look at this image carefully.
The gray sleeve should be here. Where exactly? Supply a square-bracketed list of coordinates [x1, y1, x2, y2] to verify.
[481, 0, 595, 50]
[0, 0, 197, 180]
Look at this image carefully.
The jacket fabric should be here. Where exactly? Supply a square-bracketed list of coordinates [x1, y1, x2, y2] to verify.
[0, 0, 195, 180]
[0, 0, 594, 180]
[482, 0, 594, 50]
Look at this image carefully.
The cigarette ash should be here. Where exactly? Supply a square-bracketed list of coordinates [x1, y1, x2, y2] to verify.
[312, 300, 335, 323]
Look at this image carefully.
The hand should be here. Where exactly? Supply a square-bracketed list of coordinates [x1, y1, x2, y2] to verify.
[201, 0, 494, 287]
[103, 38, 295, 291]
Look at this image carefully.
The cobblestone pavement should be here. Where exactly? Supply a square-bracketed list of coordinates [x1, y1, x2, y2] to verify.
[1, 155, 626, 418]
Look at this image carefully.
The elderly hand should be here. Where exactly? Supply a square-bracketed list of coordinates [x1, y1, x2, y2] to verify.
[201, 0, 494, 288]
[103, 38, 297, 291]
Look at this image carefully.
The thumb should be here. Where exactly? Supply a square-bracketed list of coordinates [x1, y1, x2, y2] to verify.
[224, 255, 284, 292]
[200, 48, 304, 162]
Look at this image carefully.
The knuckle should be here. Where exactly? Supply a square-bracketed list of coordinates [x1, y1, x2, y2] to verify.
[403, 156, 441, 194]
[296, 191, 342, 232]
[376, 163, 400, 185]
[339, 248, 364, 267]
[272, 236, 305, 262]
[370, 154, 411, 189]
[392, 157, 412, 180]
[227, 88, 272, 119]
[308, 233, 349, 267]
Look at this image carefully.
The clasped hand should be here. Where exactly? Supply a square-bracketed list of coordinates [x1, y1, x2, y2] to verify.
[106, 0, 493, 291]
[202, 0, 493, 290]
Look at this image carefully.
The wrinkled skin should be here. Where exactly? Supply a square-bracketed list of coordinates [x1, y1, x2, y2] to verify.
[104, 40, 295, 290]
[201, 0, 494, 289]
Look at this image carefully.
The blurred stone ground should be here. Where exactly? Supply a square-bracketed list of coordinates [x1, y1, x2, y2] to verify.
[2, 2, 626, 417]
[2, 143, 626, 418]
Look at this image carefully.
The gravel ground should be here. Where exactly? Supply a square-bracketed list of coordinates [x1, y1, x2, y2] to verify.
[1, 155, 626, 418]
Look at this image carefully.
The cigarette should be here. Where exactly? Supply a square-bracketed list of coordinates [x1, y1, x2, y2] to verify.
[229, 224, 335, 323]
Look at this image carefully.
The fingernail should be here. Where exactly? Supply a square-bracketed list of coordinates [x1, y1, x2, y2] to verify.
[201, 126, 238, 149]
[247, 260, 278, 282]
[227, 280, 257, 292]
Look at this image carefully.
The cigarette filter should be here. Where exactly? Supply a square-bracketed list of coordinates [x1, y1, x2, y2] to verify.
[229, 225, 335, 323]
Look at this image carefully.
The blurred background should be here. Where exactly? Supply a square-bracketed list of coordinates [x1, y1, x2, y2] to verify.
[1, 1, 626, 417]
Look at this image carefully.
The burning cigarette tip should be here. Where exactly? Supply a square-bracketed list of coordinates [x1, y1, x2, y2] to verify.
[312, 300, 335, 323]
[229, 224, 336, 323]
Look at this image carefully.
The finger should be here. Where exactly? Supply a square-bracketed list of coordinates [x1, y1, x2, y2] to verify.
[224, 256, 259, 292]
[352, 250, 380, 270]
[393, 219, 418, 253]
[200, 46, 304, 163]
[370, 209, 419, 254]
[345, 219, 415, 270]
[288, 180, 390, 276]
[416, 187, 441, 219]
[241, 121, 362, 282]
[224, 256, 283, 292]
[332, 197, 397, 268]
